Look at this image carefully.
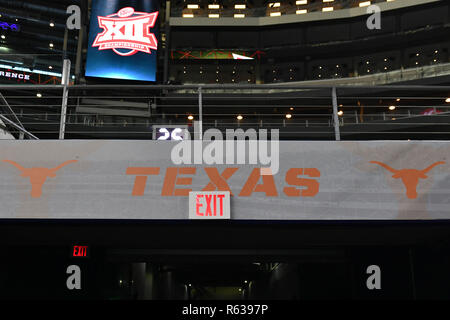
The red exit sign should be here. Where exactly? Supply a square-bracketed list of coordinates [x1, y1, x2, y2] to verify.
[72, 245, 89, 257]
[189, 191, 230, 219]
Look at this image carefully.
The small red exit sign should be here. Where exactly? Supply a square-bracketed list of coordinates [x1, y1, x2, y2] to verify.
[72, 245, 89, 257]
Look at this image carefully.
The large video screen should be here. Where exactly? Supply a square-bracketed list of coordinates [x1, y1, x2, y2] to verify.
[85, 0, 159, 82]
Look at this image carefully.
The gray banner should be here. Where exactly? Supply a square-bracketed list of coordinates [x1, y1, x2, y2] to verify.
[0, 140, 448, 220]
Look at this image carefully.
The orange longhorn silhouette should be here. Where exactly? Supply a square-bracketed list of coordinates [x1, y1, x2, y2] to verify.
[370, 161, 445, 199]
[3, 160, 78, 198]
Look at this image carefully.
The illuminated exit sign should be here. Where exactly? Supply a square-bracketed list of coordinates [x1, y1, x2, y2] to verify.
[189, 191, 231, 220]
[72, 245, 89, 257]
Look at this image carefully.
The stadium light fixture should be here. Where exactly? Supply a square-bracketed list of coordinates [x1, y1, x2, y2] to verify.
[359, 1, 371, 7]
[296, 0, 308, 4]
[235, 4, 246, 9]
[208, 4, 220, 9]
[187, 4, 199, 9]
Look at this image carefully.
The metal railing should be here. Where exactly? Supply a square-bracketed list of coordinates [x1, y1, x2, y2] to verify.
[0, 83, 449, 141]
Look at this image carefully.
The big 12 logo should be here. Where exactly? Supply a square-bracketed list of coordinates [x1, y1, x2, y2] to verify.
[92, 7, 158, 56]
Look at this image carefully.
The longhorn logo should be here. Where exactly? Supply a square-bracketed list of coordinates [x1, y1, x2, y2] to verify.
[3, 160, 78, 198]
[370, 161, 445, 199]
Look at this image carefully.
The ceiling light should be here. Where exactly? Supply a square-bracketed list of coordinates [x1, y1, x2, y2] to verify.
[209, 13, 219, 18]
[296, 0, 308, 4]
[237, 115, 243, 120]
[235, 4, 246, 9]
[188, 115, 194, 120]
[234, 13, 245, 18]
[187, 4, 199, 9]
[270, 12, 281, 17]
[337, 110, 343, 116]
[0, 35, 5, 39]
[49, 22, 55, 27]
[359, 1, 371, 7]
[322, 7, 334, 11]
[182, 13, 194, 18]
[388, 106, 396, 111]
[445, 98, 450, 103]
[49, 43, 54, 47]
[49, 66, 53, 69]
[208, 4, 220, 9]
[36, 93, 42, 98]
[286, 114, 292, 119]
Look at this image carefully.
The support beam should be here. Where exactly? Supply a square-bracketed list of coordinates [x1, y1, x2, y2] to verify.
[331, 87, 341, 141]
